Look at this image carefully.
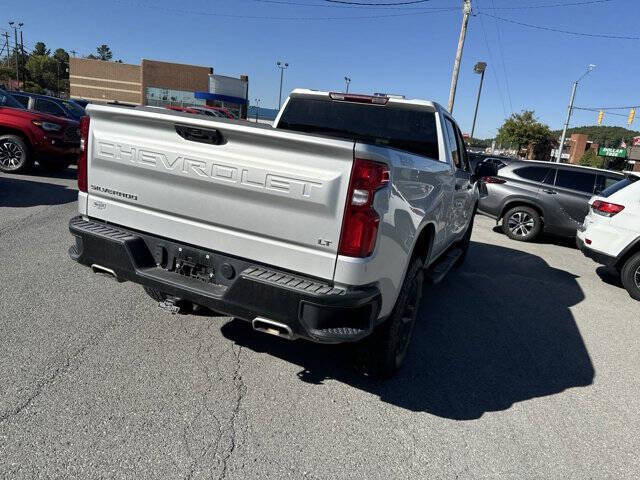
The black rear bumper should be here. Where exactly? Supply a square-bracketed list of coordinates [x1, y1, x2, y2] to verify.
[68, 216, 381, 343]
[576, 237, 616, 267]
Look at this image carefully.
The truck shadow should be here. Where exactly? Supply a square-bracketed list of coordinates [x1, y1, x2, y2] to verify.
[220, 241, 594, 420]
[0, 176, 77, 208]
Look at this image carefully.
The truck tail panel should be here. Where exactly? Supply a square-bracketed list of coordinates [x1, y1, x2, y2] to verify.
[84, 105, 354, 280]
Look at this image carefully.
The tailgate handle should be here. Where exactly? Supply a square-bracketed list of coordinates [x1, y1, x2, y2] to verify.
[175, 125, 224, 145]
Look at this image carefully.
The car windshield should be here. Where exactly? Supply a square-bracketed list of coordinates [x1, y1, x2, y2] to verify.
[0, 90, 25, 109]
[62, 100, 86, 117]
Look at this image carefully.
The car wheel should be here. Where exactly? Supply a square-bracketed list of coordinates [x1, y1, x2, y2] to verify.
[38, 157, 71, 172]
[0, 135, 31, 173]
[620, 252, 640, 301]
[502, 206, 542, 242]
[357, 257, 424, 378]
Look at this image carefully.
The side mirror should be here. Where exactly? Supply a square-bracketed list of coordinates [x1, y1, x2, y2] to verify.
[473, 161, 498, 182]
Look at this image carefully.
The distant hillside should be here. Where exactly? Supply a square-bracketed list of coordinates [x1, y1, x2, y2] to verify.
[550, 125, 640, 147]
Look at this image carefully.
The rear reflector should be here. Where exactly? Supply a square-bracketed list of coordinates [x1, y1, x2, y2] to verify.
[591, 200, 624, 217]
[482, 176, 506, 184]
[77, 115, 90, 193]
[329, 92, 389, 105]
[338, 159, 389, 257]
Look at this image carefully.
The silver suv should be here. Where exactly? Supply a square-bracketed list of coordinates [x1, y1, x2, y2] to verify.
[478, 160, 623, 242]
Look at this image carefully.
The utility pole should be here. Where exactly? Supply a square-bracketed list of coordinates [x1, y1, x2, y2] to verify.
[1, 32, 9, 66]
[556, 64, 596, 163]
[18, 23, 24, 86]
[344, 76, 351, 93]
[9, 21, 19, 84]
[276, 61, 289, 110]
[447, 0, 472, 113]
[254, 98, 260, 123]
[470, 62, 487, 140]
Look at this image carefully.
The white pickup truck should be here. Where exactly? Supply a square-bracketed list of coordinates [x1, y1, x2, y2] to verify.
[69, 89, 494, 377]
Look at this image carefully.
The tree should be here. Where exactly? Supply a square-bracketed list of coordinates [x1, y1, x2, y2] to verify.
[496, 111, 552, 154]
[579, 149, 604, 169]
[24, 55, 58, 92]
[95, 44, 113, 61]
[550, 125, 640, 148]
[32, 41, 50, 57]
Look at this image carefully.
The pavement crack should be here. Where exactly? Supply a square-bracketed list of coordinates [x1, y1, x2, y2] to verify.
[218, 344, 245, 480]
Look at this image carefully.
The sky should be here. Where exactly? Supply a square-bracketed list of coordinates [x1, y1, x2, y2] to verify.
[3, 0, 640, 138]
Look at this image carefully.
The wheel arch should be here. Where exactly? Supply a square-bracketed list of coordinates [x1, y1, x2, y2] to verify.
[499, 198, 545, 222]
[0, 126, 34, 150]
[410, 221, 436, 267]
[615, 236, 640, 270]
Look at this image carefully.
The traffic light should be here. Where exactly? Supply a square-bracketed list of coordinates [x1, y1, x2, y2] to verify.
[597, 110, 604, 125]
[628, 108, 636, 125]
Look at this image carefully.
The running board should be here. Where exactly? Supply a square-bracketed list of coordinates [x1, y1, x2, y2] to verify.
[425, 248, 462, 285]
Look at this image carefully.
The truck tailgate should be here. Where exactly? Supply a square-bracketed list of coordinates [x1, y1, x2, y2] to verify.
[84, 105, 354, 280]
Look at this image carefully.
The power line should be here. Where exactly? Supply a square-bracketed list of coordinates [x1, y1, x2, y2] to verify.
[488, 0, 514, 114]
[482, 0, 614, 10]
[250, 0, 613, 9]
[477, 4, 508, 119]
[324, 0, 431, 5]
[575, 105, 640, 111]
[480, 12, 640, 40]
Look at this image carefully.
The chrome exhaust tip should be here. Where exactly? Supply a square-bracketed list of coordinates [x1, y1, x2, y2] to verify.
[90, 264, 121, 282]
[252, 317, 294, 340]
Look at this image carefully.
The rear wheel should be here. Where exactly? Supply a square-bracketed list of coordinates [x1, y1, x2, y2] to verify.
[620, 252, 640, 301]
[358, 257, 424, 378]
[0, 135, 31, 173]
[502, 206, 542, 242]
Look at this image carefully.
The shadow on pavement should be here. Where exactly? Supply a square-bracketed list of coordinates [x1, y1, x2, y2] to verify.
[595, 265, 623, 288]
[0, 175, 77, 207]
[491, 225, 577, 249]
[221, 241, 594, 420]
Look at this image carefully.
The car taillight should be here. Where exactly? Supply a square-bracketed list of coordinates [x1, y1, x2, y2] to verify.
[338, 158, 389, 257]
[329, 92, 389, 105]
[482, 176, 506, 184]
[77, 115, 90, 193]
[591, 200, 624, 217]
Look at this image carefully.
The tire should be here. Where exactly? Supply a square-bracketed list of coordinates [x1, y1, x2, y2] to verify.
[358, 257, 424, 378]
[502, 206, 542, 242]
[38, 157, 71, 172]
[620, 252, 640, 301]
[0, 135, 31, 173]
[456, 209, 476, 267]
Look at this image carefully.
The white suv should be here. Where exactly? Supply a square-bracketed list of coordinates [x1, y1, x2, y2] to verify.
[577, 171, 640, 300]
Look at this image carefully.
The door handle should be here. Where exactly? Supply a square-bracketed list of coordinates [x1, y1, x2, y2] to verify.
[543, 189, 557, 194]
[175, 125, 224, 145]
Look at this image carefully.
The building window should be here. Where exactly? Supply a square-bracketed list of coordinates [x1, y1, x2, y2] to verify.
[145, 87, 205, 108]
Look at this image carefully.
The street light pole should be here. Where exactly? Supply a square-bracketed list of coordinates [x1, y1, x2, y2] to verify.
[276, 61, 289, 110]
[344, 76, 351, 93]
[254, 98, 260, 123]
[447, 0, 472, 113]
[470, 62, 486, 140]
[556, 64, 596, 163]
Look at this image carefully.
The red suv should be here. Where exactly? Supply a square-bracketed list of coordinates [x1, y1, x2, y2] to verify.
[0, 89, 80, 173]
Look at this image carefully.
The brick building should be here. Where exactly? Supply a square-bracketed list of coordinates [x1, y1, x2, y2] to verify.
[69, 58, 249, 118]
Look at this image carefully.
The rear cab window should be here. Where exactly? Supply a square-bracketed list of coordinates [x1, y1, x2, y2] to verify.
[277, 96, 440, 160]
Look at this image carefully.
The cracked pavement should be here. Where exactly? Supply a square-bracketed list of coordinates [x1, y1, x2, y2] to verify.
[1, 169, 639, 479]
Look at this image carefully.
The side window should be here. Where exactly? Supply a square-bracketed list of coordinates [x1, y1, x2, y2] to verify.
[555, 169, 596, 194]
[34, 98, 65, 117]
[513, 166, 551, 183]
[444, 118, 461, 169]
[595, 174, 623, 194]
[13, 94, 29, 108]
[454, 126, 471, 172]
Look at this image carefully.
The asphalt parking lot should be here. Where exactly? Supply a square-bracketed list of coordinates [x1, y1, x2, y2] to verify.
[1, 168, 639, 479]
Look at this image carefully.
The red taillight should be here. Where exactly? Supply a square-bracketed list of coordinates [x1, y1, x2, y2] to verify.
[482, 176, 506, 184]
[338, 158, 389, 257]
[591, 200, 624, 217]
[77, 115, 90, 193]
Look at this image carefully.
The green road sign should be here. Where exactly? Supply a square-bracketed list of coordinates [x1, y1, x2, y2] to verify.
[598, 147, 627, 158]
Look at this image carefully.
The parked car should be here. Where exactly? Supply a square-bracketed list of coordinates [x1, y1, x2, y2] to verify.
[68, 89, 495, 377]
[188, 106, 231, 119]
[10, 91, 86, 121]
[72, 99, 90, 109]
[479, 160, 624, 241]
[468, 152, 513, 171]
[577, 172, 640, 300]
[199, 105, 236, 119]
[0, 88, 80, 173]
